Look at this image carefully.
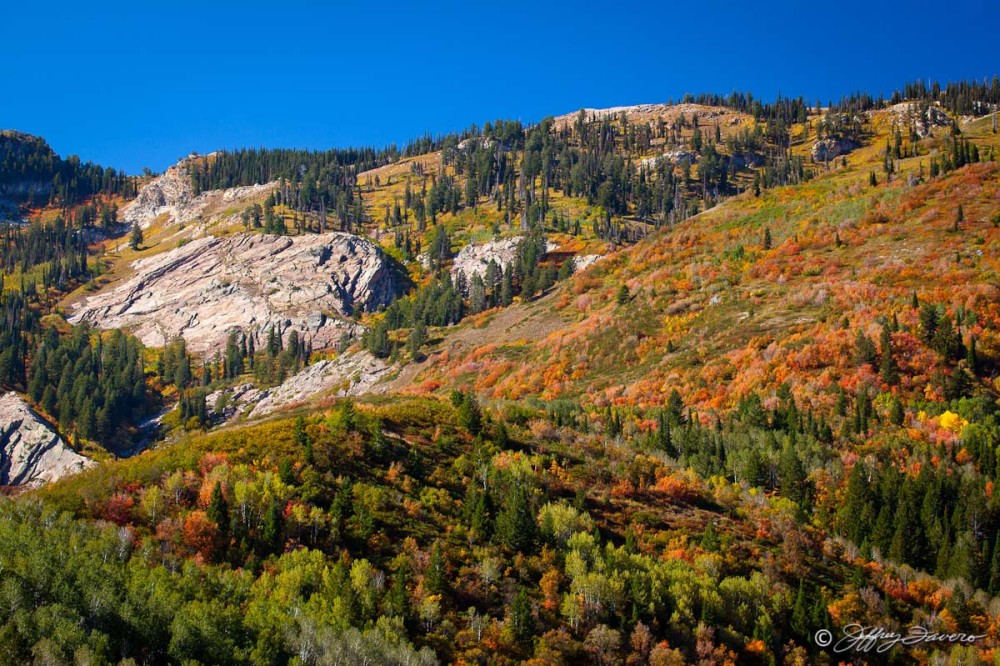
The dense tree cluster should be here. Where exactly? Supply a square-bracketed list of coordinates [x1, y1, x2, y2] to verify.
[0, 286, 37, 389]
[1, 217, 91, 286]
[833, 77, 1000, 115]
[8, 389, 991, 664]
[0, 132, 134, 206]
[27, 325, 149, 445]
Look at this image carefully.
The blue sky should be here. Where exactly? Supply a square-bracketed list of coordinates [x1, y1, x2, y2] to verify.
[1, 0, 994, 174]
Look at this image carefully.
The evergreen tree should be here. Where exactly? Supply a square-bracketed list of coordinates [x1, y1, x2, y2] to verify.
[509, 587, 535, 646]
[889, 396, 905, 426]
[879, 327, 899, 385]
[790, 581, 810, 637]
[425, 541, 449, 595]
[458, 392, 482, 435]
[129, 223, 143, 250]
[495, 484, 536, 553]
[408, 319, 427, 360]
[261, 499, 283, 555]
[207, 483, 230, 537]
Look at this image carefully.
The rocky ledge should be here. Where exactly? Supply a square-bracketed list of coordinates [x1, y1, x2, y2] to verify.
[450, 237, 524, 281]
[0, 392, 94, 487]
[120, 154, 276, 229]
[70, 232, 403, 355]
[207, 351, 392, 423]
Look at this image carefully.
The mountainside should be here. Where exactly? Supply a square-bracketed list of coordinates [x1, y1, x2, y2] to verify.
[0, 392, 93, 487]
[2, 77, 1000, 665]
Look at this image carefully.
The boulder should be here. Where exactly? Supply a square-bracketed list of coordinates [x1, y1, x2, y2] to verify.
[811, 138, 859, 162]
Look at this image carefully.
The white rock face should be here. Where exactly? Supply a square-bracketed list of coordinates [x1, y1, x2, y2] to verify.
[0, 393, 94, 487]
[640, 151, 697, 169]
[451, 237, 523, 281]
[207, 352, 391, 422]
[811, 138, 859, 162]
[573, 254, 602, 271]
[70, 232, 402, 355]
[120, 154, 276, 229]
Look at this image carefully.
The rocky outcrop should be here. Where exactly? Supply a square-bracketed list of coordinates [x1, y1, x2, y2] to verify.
[887, 102, 953, 138]
[120, 155, 198, 227]
[451, 237, 523, 281]
[811, 138, 859, 162]
[70, 232, 402, 355]
[573, 254, 602, 272]
[207, 352, 391, 422]
[640, 151, 697, 170]
[120, 154, 276, 229]
[0, 392, 94, 487]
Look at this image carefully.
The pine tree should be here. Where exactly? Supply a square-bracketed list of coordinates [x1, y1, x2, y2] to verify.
[889, 396, 905, 426]
[989, 533, 1000, 595]
[763, 227, 772, 250]
[294, 416, 313, 465]
[408, 319, 427, 360]
[509, 587, 535, 646]
[666, 389, 685, 425]
[386, 567, 410, 620]
[207, 482, 230, 537]
[425, 541, 448, 595]
[500, 270, 513, 306]
[790, 581, 810, 637]
[779, 442, 807, 505]
[458, 392, 482, 435]
[129, 223, 143, 250]
[495, 484, 536, 553]
[261, 498, 283, 555]
[919, 303, 939, 342]
[966, 336, 978, 374]
[879, 327, 900, 385]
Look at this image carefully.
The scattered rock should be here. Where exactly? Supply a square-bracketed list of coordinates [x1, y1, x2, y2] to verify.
[887, 102, 953, 138]
[206, 383, 266, 422]
[0, 392, 94, 487]
[70, 232, 402, 355]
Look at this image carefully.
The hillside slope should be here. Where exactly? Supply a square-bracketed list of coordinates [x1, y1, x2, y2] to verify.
[3, 81, 1000, 664]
